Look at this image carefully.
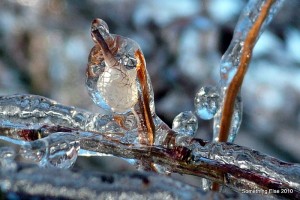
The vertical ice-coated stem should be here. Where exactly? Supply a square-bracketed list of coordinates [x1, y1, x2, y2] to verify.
[212, 0, 284, 191]
[213, 0, 284, 143]
[135, 49, 155, 145]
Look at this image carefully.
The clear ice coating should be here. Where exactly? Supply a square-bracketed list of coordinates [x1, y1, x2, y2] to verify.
[190, 140, 300, 192]
[194, 86, 220, 120]
[219, 0, 285, 87]
[213, 0, 284, 142]
[213, 95, 242, 143]
[172, 111, 198, 136]
[228, 95, 243, 142]
[0, 95, 136, 135]
[86, 18, 142, 114]
[20, 132, 80, 168]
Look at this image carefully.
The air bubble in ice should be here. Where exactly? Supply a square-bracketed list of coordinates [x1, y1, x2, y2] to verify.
[20, 132, 80, 168]
[194, 86, 220, 120]
[172, 111, 198, 136]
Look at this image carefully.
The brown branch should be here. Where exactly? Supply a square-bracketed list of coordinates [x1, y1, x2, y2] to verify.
[218, 0, 275, 142]
[3, 124, 299, 199]
[81, 131, 300, 199]
[135, 50, 155, 145]
[91, 28, 118, 67]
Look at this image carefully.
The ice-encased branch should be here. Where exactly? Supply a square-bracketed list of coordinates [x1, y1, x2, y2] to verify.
[0, 95, 299, 199]
[0, 94, 129, 137]
[214, 0, 285, 142]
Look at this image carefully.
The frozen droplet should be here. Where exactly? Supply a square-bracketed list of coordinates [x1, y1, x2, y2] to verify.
[194, 86, 220, 120]
[0, 146, 17, 172]
[172, 111, 198, 136]
[20, 132, 80, 168]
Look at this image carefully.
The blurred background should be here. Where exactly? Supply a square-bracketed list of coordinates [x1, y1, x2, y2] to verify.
[0, 0, 299, 179]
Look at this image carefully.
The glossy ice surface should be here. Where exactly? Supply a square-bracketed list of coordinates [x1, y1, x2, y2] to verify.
[86, 19, 141, 113]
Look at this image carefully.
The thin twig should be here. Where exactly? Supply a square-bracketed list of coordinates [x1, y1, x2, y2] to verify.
[1, 124, 299, 199]
[135, 49, 155, 145]
[214, 0, 276, 191]
[218, 0, 275, 142]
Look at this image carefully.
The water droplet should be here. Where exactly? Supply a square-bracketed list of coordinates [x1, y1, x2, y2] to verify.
[20, 132, 80, 168]
[172, 111, 198, 136]
[194, 86, 220, 120]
